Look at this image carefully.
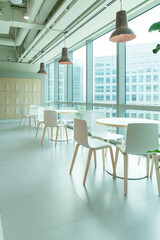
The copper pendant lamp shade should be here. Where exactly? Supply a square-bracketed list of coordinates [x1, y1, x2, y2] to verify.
[110, 10, 136, 43]
[37, 62, 48, 74]
[58, 47, 72, 65]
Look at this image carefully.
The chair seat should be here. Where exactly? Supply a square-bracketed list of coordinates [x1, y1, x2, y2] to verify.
[88, 138, 110, 150]
[92, 132, 123, 141]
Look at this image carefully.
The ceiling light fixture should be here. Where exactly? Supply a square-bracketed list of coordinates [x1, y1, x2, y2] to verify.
[58, 31, 72, 65]
[24, 12, 29, 20]
[109, 0, 136, 43]
[37, 51, 48, 74]
[24, 0, 29, 20]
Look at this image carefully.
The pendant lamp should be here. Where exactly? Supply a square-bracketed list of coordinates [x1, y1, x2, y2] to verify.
[109, 0, 136, 43]
[37, 51, 48, 74]
[58, 32, 72, 65]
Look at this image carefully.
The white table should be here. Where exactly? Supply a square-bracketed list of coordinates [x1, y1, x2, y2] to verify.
[51, 109, 77, 141]
[96, 117, 160, 180]
[96, 117, 160, 128]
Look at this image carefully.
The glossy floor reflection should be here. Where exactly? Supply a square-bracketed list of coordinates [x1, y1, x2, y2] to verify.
[0, 120, 160, 240]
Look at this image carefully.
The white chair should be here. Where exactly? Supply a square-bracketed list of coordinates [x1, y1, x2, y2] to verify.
[91, 113, 124, 144]
[19, 106, 36, 127]
[69, 118, 115, 185]
[41, 110, 68, 147]
[36, 106, 55, 137]
[115, 123, 160, 195]
[36, 107, 44, 137]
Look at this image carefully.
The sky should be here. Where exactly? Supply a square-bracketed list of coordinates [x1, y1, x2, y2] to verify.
[73, 5, 160, 59]
[93, 5, 160, 56]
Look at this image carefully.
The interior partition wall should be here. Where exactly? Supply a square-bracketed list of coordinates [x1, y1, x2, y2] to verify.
[47, 4, 160, 122]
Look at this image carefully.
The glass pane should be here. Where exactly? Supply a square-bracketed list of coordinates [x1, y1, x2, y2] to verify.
[72, 46, 86, 102]
[126, 6, 160, 105]
[58, 65, 67, 101]
[125, 109, 160, 121]
[93, 32, 116, 103]
[48, 63, 54, 102]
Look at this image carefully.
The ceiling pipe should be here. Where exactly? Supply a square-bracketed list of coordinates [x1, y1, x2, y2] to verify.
[0, 0, 44, 47]
[24, 0, 58, 50]
[18, 0, 73, 62]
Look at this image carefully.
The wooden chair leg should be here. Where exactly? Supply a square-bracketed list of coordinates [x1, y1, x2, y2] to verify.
[51, 127, 53, 140]
[36, 122, 40, 137]
[102, 149, 105, 169]
[24, 117, 27, 127]
[124, 153, 128, 195]
[29, 117, 31, 127]
[41, 126, 46, 145]
[69, 143, 80, 174]
[33, 117, 36, 127]
[109, 146, 116, 178]
[94, 150, 96, 168]
[153, 154, 160, 195]
[19, 117, 22, 127]
[115, 146, 119, 169]
[55, 126, 59, 147]
[150, 155, 154, 179]
[47, 127, 50, 139]
[83, 149, 92, 185]
[64, 126, 68, 143]
[146, 155, 150, 178]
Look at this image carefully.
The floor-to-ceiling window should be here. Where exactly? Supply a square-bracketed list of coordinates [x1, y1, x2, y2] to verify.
[125, 5, 160, 118]
[93, 31, 117, 117]
[58, 65, 67, 101]
[48, 63, 54, 102]
[72, 46, 86, 102]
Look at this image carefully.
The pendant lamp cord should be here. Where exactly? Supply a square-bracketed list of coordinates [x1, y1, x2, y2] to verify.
[64, 31, 67, 47]
[120, 0, 122, 10]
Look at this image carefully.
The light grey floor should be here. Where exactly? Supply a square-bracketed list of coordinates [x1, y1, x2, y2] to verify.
[0, 120, 160, 240]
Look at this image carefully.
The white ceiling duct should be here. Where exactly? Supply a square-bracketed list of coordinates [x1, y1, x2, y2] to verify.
[10, 0, 22, 4]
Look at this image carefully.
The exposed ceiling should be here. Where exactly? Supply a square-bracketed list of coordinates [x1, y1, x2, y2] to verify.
[0, 0, 159, 64]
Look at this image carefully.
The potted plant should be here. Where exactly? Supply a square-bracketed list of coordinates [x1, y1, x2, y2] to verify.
[148, 21, 160, 53]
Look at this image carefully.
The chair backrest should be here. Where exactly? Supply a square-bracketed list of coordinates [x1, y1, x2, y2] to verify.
[125, 123, 159, 155]
[20, 106, 26, 116]
[81, 110, 94, 128]
[74, 118, 90, 148]
[44, 110, 57, 127]
[37, 107, 44, 121]
[91, 112, 107, 137]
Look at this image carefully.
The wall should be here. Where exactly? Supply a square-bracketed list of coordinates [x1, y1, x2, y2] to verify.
[0, 61, 47, 105]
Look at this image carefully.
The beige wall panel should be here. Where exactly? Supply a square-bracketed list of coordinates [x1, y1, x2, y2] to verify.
[0, 92, 5, 105]
[0, 78, 5, 91]
[32, 93, 41, 105]
[5, 78, 15, 91]
[14, 105, 21, 119]
[14, 92, 24, 105]
[5, 92, 14, 105]
[0, 106, 5, 119]
[24, 79, 33, 92]
[15, 78, 24, 91]
[5, 106, 14, 119]
[33, 79, 41, 92]
[23, 92, 32, 105]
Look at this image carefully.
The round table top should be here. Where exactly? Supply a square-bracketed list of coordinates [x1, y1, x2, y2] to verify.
[56, 109, 78, 114]
[96, 117, 160, 128]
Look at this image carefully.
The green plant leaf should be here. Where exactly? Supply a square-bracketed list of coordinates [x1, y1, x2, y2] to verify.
[146, 149, 160, 153]
[148, 22, 160, 32]
[152, 44, 160, 54]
